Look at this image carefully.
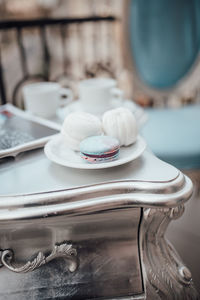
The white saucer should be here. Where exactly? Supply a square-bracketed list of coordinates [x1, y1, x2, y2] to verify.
[44, 134, 146, 170]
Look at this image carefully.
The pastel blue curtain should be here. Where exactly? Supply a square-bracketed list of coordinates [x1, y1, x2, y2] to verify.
[129, 0, 200, 89]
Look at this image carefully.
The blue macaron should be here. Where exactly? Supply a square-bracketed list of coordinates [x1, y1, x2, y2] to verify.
[80, 135, 120, 163]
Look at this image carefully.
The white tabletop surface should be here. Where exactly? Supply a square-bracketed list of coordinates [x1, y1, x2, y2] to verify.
[0, 148, 179, 196]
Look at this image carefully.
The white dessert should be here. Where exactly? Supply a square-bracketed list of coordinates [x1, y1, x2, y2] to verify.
[102, 107, 138, 146]
[61, 112, 102, 151]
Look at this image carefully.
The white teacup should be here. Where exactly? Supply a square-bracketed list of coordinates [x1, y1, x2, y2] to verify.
[79, 78, 124, 114]
[23, 82, 72, 118]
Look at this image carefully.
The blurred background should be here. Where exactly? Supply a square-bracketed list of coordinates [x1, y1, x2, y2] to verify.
[1, 0, 198, 107]
[0, 0, 127, 107]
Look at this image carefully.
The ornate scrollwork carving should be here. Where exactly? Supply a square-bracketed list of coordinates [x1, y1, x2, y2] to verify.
[178, 266, 192, 285]
[0, 243, 77, 274]
[144, 205, 185, 221]
[141, 205, 199, 299]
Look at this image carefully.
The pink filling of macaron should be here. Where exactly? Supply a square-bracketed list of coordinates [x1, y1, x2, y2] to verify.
[82, 149, 119, 159]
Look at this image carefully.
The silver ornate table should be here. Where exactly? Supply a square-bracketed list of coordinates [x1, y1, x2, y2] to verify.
[0, 149, 198, 299]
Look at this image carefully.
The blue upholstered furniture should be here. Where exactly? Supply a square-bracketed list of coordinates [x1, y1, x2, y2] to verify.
[127, 0, 200, 170]
[142, 105, 200, 169]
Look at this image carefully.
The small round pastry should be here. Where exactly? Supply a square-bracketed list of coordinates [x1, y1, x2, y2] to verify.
[61, 112, 102, 151]
[102, 107, 138, 146]
[80, 135, 120, 163]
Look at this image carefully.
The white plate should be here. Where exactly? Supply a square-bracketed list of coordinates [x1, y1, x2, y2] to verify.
[44, 134, 146, 169]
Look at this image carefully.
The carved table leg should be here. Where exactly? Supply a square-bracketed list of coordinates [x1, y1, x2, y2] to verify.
[140, 205, 199, 300]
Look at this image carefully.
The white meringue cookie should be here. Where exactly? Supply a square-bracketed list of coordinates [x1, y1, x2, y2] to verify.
[102, 107, 138, 146]
[61, 112, 102, 151]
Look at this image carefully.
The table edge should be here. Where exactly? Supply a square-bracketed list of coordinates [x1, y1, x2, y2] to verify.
[0, 172, 193, 221]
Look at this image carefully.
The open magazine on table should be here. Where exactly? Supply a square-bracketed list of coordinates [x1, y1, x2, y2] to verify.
[0, 104, 61, 159]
